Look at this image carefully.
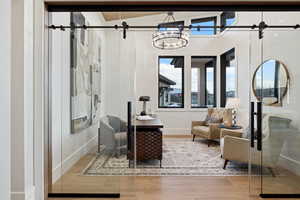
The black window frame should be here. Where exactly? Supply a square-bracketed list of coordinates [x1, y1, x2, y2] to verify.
[191, 56, 217, 108]
[220, 11, 236, 32]
[158, 56, 185, 109]
[158, 20, 184, 31]
[220, 48, 236, 107]
[191, 16, 217, 35]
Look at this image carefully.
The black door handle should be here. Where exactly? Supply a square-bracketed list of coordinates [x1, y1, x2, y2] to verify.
[127, 101, 132, 151]
[250, 102, 255, 148]
[257, 102, 262, 151]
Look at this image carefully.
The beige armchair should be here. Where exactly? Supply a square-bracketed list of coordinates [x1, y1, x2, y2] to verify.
[221, 135, 260, 169]
[191, 108, 232, 147]
[221, 115, 292, 171]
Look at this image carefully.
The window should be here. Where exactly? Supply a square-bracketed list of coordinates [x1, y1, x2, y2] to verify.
[191, 56, 216, 108]
[159, 21, 184, 31]
[220, 12, 236, 32]
[159, 56, 184, 108]
[191, 17, 217, 35]
[220, 48, 236, 107]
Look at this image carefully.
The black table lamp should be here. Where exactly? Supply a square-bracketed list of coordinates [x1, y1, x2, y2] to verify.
[139, 96, 150, 116]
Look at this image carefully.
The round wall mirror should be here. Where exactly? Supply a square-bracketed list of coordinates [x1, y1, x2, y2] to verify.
[252, 59, 290, 106]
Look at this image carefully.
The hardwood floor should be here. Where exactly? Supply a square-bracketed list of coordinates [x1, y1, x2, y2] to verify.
[49, 154, 258, 200]
[49, 137, 299, 200]
[50, 176, 255, 200]
[50, 175, 298, 200]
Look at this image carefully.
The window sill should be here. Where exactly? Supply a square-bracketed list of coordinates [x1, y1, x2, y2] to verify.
[190, 34, 220, 39]
[156, 108, 185, 112]
[156, 108, 208, 112]
[190, 107, 213, 111]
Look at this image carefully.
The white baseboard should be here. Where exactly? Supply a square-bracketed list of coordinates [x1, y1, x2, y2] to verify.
[52, 135, 98, 183]
[11, 186, 35, 200]
[11, 192, 25, 200]
[278, 154, 300, 176]
[162, 128, 191, 135]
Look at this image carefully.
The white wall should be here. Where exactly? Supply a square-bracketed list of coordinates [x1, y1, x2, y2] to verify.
[24, 1, 35, 199]
[105, 12, 257, 134]
[11, 0, 35, 199]
[32, 0, 45, 199]
[104, 29, 138, 120]
[105, 11, 300, 175]
[0, 0, 11, 200]
[51, 12, 107, 183]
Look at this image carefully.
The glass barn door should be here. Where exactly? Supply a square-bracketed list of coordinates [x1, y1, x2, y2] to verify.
[248, 27, 263, 198]
[249, 12, 300, 198]
[48, 12, 137, 197]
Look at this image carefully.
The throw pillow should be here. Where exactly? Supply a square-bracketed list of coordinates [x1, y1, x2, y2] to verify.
[210, 109, 224, 120]
[204, 114, 210, 124]
[205, 115, 222, 125]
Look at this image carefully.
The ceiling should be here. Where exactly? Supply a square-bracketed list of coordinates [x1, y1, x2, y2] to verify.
[101, 12, 161, 21]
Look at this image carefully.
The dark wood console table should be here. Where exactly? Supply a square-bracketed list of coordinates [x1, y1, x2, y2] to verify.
[127, 118, 163, 167]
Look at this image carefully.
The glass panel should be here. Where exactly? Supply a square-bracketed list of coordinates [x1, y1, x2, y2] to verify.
[49, 12, 137, 195]
[48, 11, 300, 198]
[260, 12, 300, 195]
[158, 56, 184, 108]
[249, 11, 300, 197]
[127, 28, 163, 171]
[117, 29, 137, 169]
[248, 13, 263, 198]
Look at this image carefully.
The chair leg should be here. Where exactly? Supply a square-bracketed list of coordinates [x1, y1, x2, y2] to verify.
[268, 167, 276, 177]
[192, 135, 196, 141]
[115, 149, 120, 158]
[223, 160, 229, 170]
[208, 140, 210, 147]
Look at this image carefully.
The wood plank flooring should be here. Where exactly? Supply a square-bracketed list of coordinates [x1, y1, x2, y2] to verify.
[49, 136, 299, 200]
[50, 175, 296, 200]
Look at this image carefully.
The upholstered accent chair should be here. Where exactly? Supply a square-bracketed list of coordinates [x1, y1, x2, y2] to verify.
[221, 115, 292, 170]
[100, 115, 127, 156]
[191, 108, 233, 147]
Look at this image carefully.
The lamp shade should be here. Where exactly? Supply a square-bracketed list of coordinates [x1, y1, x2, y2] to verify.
[139, 96, 150, 102]
[225, 98, 240, 109]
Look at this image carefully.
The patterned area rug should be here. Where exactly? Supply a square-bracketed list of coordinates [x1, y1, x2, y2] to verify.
[83, 138, 254, 176]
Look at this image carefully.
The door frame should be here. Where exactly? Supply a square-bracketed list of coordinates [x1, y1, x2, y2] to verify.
[40, 1, 300, 199]
[45, 1, 300, 12]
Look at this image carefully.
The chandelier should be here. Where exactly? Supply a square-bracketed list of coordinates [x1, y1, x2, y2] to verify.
[152, 12, 189, 50]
